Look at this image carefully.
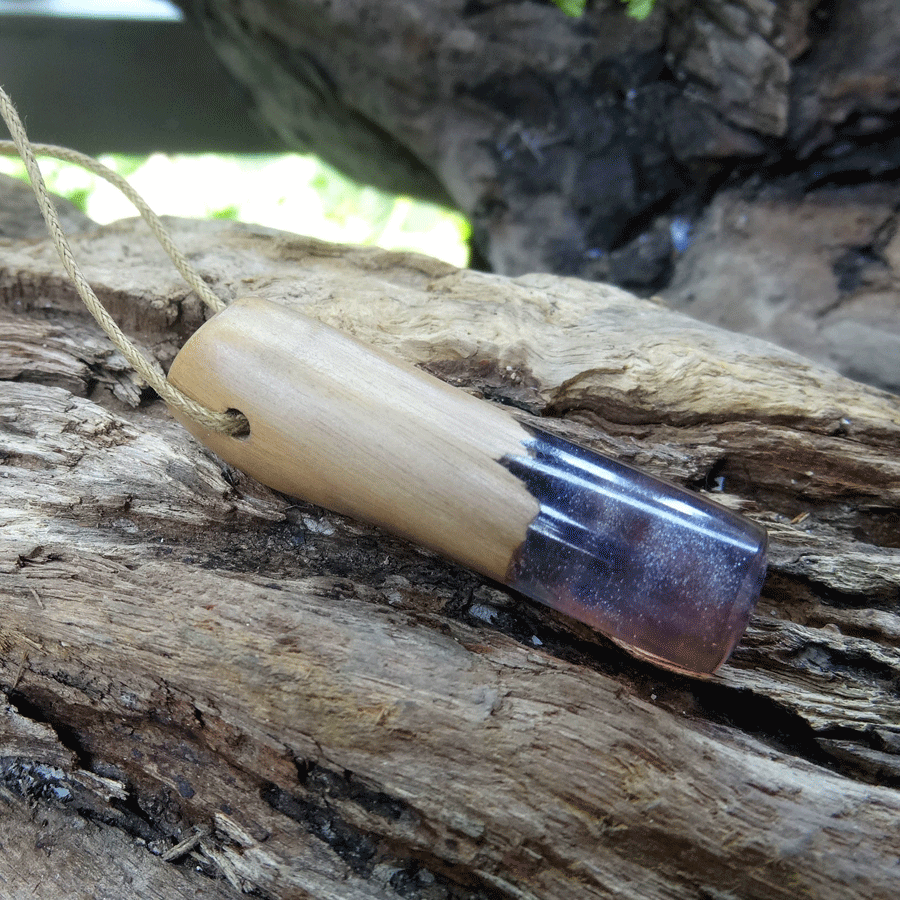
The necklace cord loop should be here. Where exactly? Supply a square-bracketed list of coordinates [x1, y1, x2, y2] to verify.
[0, 86, 248, 436]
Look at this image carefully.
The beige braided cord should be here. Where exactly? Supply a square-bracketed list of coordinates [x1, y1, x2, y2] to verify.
[0, 85, 247, 436]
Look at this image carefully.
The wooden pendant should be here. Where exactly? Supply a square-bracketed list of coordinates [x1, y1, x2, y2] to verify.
[168, 297, 768, 676]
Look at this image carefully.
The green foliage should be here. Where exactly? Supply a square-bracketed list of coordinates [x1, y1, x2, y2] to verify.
[623, 0, 656, 19]
[210, 204, 240, 220]
[552, 0, 586, 16]
[0, 152, 470, 267]
[65, 187, 90, 214]
[109, 154, 149, 180]
[551, 0, 657, 19]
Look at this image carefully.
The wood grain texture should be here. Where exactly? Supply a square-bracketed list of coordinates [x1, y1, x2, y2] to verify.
[168, 296, 538, 582]
[0, 776, 237, 900]
[1, 218, 899, 899]
[170, 0, 900, 401]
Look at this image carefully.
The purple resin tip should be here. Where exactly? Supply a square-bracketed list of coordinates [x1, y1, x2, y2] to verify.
[502, 428, 768, 676]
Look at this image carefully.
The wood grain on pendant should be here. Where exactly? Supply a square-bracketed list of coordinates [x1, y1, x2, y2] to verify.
[166, 296, 539, 583]
[167, 297, 768, 676]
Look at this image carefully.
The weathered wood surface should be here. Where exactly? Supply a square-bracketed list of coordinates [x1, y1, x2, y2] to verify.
[664, 183, 900, 394]
[0, 762, 237, 900]
[178, 0, 900, 277]
[1, 213, 900, 899]
[174, 0, 900, 392]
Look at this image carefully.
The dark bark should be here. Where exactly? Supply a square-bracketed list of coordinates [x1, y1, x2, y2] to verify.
[173, 0, 900, 391]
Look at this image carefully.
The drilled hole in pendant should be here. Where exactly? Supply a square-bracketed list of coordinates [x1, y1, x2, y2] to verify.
[226, 408, 251, 440]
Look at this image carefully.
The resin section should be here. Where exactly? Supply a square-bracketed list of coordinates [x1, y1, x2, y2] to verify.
[502, 429, 768, 675]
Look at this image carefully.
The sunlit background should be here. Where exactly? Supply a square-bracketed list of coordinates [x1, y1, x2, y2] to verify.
[0, 1, 471, 267]
[0, 152, 471, 267]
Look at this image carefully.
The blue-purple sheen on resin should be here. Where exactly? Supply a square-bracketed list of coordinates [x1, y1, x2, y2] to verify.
[501, 429, 768, 675]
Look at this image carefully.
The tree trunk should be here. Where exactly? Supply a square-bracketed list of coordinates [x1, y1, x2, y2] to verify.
[173, 0, 900, 393]
[1, 190, 899, 897]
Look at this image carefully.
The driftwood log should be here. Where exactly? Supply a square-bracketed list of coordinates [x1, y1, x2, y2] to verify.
[173, 0, 900, 393]
[1, 201, 900, 898]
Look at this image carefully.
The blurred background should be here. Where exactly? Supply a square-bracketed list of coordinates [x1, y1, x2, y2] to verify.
[3, 0, 899, 394]
[0, 0, 470, 265]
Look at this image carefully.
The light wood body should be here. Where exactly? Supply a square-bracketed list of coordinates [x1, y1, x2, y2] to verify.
[167, 296, 539, 582]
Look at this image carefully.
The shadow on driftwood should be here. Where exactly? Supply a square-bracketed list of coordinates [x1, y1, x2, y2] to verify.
[173, 0, 900, 393]
[0, 170, 898, 899]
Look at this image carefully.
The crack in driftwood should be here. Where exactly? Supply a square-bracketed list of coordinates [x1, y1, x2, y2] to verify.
[1, 219, 899, 899]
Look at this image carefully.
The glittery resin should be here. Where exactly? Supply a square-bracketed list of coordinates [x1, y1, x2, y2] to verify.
[502, 429, 768, 675]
